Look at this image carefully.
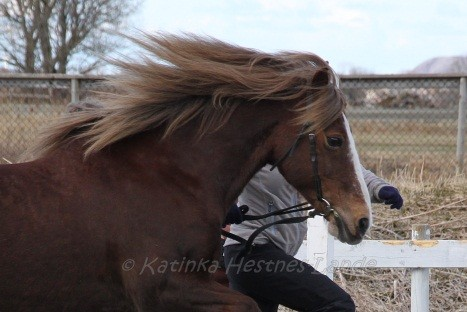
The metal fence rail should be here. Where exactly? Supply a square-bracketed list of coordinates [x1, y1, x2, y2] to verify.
[1, 73, 466, 176]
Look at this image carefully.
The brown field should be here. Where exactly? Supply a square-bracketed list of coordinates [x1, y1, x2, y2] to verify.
[349, 118, 463, 177]
[1, 104, 466, 312]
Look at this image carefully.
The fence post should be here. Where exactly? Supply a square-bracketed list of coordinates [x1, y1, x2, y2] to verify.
[411, 224, 430, 312]
[71, 78, 79, 103]
[307, 218, 334, 279]
[457, 77, 467, 174]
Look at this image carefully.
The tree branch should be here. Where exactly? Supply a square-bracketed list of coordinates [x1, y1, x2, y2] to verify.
[1, 0, 137, 73]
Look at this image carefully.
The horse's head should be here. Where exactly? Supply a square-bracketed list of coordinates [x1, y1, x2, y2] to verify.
[272, 69, 371, 245]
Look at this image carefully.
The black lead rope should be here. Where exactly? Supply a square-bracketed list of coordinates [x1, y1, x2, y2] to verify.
[239, 207, 330, 256]
[221, 202, 312, 242]
[221, 205, 324, 256]
[242, 202, 310, 221]
[241, 216, 309, 255]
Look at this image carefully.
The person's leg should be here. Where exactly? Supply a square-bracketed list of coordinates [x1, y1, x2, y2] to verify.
[223, 243, 355, 312]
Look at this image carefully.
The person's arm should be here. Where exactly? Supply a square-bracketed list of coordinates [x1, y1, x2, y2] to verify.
[362, 167, 403, 209]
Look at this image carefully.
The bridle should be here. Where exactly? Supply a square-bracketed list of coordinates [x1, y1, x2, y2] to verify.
[222, 127, 341, 255]
[270, 126, 337, 219]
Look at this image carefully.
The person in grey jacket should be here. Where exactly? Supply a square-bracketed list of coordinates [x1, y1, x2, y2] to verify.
[223, 164, 403, 312]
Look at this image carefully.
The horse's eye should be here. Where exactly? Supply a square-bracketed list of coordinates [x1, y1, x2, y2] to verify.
[326, 136, 343, 148]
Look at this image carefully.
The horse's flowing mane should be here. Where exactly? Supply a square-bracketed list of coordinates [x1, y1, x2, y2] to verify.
[28, 33, 346, 159]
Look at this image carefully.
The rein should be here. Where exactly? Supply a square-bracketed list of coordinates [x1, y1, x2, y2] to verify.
[223, 130, 340, 255]
[221, 202, 331, 255]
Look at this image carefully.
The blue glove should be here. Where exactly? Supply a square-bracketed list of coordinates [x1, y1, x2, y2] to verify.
[378, 186, 403, 209]
[222, 204, 249, 226]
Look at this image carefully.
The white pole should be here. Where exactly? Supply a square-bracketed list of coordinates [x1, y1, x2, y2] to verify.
[411, 224, 430, 312]
[456, 77, 467, 174]
[307, 218, 334, 279]
[71, 78, 79, 104]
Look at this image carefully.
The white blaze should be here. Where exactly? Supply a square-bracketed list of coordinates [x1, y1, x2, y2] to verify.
[343, 114, 372, 222]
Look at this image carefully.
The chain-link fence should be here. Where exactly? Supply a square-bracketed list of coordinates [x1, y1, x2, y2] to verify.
[0, 74, 108, 161]
[1, 74, 466, 177]
[342, 75, 466, 176]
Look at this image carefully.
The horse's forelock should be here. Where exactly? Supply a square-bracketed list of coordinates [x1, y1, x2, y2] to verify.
[293, 68, 346, 134]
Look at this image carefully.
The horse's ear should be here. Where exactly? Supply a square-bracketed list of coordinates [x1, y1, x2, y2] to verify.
[311, 68, 330, 87]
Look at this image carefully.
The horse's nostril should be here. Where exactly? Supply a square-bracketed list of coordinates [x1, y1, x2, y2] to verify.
[358, 218, 370, 236]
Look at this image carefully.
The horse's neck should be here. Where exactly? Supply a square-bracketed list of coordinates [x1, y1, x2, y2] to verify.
[42, 102, 291, 208]
[162, 102, 291, 206]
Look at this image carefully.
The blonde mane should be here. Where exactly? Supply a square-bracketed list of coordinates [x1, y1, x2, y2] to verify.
[29, 33, 346, 159]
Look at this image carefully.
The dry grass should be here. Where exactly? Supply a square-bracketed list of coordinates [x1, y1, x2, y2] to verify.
[280, 169, 467, 312]
[349, 118, 462, 177]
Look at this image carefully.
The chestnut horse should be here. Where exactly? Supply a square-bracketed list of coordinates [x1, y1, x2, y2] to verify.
[0, 33, 371, 311]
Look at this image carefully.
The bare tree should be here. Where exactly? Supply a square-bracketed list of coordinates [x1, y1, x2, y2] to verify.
[0, 0, 138, 73]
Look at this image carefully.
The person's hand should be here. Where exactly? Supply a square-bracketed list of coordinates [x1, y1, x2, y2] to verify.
[378, 186, 403, 209]
[222, 204, 249, 226]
